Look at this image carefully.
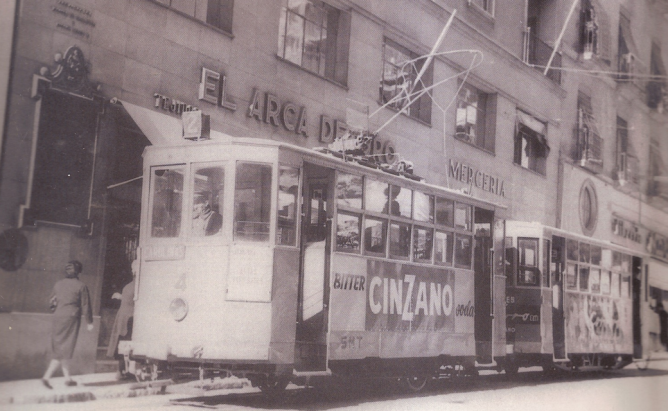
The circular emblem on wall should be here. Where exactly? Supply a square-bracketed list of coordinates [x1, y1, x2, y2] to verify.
[579, 179, 598, 236]
[0, 228, 29, 272]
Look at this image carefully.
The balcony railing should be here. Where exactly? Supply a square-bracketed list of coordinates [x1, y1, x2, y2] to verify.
[523, 30, 562, 85]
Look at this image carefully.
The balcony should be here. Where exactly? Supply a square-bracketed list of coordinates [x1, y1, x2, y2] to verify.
[523, 30, 561, 85]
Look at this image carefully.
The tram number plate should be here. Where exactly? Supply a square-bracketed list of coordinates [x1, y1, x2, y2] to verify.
[340, 336, 363, 350]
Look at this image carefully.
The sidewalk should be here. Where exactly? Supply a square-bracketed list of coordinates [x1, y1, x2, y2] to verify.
[0, 372, 250, 405]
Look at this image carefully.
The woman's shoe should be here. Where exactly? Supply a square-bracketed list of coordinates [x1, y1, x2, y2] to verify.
[64, 379, 78, 387]
[41, 379, 52, 389]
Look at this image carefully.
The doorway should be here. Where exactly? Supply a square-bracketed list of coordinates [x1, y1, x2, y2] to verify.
[551, 236, 566, 360]
[294, 163, 334, 372]
[474, 208, 494, 363]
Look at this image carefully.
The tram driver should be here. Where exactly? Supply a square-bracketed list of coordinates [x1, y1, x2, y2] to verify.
[192, 193, 222, 236]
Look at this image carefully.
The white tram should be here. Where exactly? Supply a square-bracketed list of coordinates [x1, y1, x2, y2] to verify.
[120, 136, 505, 391]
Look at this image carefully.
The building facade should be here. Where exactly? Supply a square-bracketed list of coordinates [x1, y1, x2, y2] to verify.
[0, 0, 666, 380]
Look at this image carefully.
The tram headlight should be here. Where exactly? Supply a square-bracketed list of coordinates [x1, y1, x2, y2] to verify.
[169, 298, 188, 322]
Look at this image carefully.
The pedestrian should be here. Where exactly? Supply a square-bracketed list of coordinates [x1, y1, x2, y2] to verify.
[106, 259, 137, 380]
[42, 260, 94, 389]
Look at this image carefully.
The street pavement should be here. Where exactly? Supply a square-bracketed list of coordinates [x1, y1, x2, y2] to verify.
[1, 352, 667, 406]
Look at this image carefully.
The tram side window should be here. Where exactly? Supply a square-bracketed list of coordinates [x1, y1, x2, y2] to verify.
[567, 239, 579, 261]
[389, 222, 411, 259]
[234, 163, 272, 242]
[192, 165, 224, 237]
[336, 212, 360, 252]
[434, 230, 453, 265]
[590, 245, 601, 266]
[517, 238, 539, 286]
[413, 226, 433, 262]
[151, 167, 184, 238]
[365, 179, 388, 213]
[543, 239, 550, 288]
[566, 262, 578, 290]
[336, 172, 363, 209]
[388, 185, 412, 218]
[364, 217, 387, 255]
[277, 167, 299, 246]
[435, 197, 454, 227]
[621, 275, 630, 298]
[589, 268, 601, 293]
[611, 273, 621, 297]
[601, 271, 611, 294]
[454, 203, 472, 231]
[454, 233, 472, 268]
[579, 242, 590, 263]
[579, 266, 590, 291]
[413, 191, 434, 223]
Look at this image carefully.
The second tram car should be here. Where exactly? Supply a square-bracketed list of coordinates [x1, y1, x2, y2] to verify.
[120, 136, 653, 393]
[502, 221, 644, 372]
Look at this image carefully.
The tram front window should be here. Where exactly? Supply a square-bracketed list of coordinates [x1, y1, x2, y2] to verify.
[150, 167, 184, 238]
[234, 163, 272, 241]
[192, 165, 224, 237]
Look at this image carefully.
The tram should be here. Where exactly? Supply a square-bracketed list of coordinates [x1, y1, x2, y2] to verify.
[120, 135, 654, 393]
[119, 135, 505, 392]
[502, 221, 645, 373]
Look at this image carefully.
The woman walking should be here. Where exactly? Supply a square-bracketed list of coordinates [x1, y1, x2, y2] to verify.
[42, 260, 94, 389]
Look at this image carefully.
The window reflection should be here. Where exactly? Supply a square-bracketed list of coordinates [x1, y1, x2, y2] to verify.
[364, 217, 387, 255]
[413, 192, 433, 223]
[389, 222, 411, 258]
[151, 167, 184, 238]
[566, 263, 578, 289]
[435, 197, 454, 226]
[388, 185, 412, 218]
[277, 167, 299, 245]
[454, 233, 472, 267]
[336, 172, 363, 208]
[454, 203, 471, 230]
[601, 271, 611, 294]
[434, 231, 453, 265]
[413, 226, 433, 261]
[192, 165, 224, 237]
[590, 268, 601, 293]
[234, 163, 272, 241]
[365, 179, 388, 213]
[336, 212, 360, 252]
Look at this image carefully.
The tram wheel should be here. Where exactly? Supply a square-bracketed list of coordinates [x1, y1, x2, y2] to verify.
[404, 375, 429, 392]
[259, 376, 290, 397]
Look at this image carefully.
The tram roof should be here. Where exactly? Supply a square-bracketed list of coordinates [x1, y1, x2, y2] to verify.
[506, 220, 649, 256]
[145, 136, 506, 212]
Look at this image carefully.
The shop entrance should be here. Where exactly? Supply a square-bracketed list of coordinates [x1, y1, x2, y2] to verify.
[97, 109, 150, 365]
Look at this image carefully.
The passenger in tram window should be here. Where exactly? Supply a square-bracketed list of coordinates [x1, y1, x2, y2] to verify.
[192, 193, 222, 236]
[383, 186, 401, 216]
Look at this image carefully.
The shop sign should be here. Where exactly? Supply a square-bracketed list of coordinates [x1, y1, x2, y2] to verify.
[448, 160, 506, 197]
[646, 231, 668, 262]
[611, 217, 642, 244]
[154, 93, 199, 114]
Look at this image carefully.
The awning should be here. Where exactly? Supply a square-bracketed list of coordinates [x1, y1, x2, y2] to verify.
[516, 110, 549, 152]
[649, 259, 668, 291]
[118, 100, 182, 146]
[117, 100, 228, 145]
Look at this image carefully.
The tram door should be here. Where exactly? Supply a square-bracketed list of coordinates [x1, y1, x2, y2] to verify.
[474, 208, 494, 363]
[295, 163, 333, 372]
[551, 236, 566, 360]
[632, 257, 643, 358]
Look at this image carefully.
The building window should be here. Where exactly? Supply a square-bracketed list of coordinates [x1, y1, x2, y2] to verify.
[514, 110, 548, 175]
[579, 179, 598, 236]
[647, 42, 667, 111]
[455, 83, 496, 152]
[617, 13, 639, 81]
[154, 0, 234, 33]
[576, 92, 603, 173]
[615, 117, 638, 185]
[469, 0, 494, 16]
[380, 38, 433, 124]
[648, 140, 668, 200]
[580, 0, 611, 63]
[277, 0, 351, 85]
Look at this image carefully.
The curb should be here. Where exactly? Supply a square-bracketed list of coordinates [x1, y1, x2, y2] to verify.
[4, 377, 250, 405]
